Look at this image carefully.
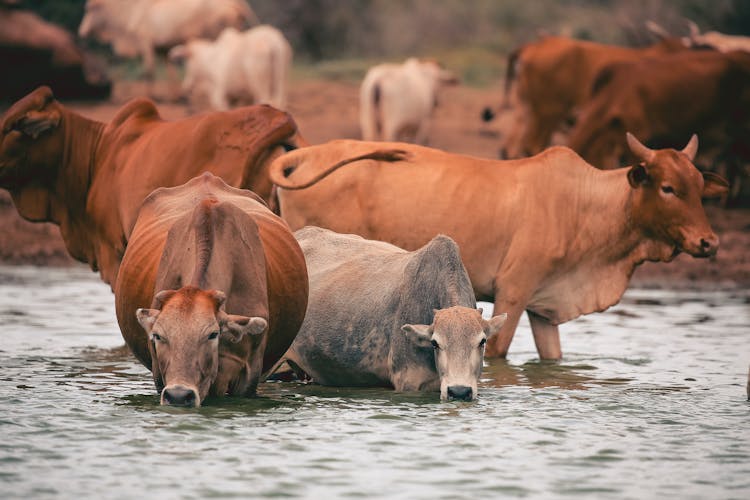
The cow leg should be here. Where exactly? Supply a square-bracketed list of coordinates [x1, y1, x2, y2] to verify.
[415, 120, 431, 146]
[139, 39, 156, 80]
[528, 310, 562, 360]
[209, 87, 230, 111]
[485, 300, 526, 358]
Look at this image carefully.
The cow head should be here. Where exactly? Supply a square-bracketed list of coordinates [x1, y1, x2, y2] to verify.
[136, 287, 267, 407]
[0, 87, 64, 193]
[402, 307, 506, 401]
[626, 132, 728, 259]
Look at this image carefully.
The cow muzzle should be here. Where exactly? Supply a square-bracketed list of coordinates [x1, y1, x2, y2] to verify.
[161, 385, 199, 407]
[684, 232, 719, 258]
[446, 385, 474, 402]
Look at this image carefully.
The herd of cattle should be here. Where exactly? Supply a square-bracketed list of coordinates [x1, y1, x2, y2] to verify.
[1, 1, 745, 405]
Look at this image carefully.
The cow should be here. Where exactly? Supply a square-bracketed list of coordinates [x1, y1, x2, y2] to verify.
[499, 35, 688, 158]
[359, 58, 458, 144]
[268, 137, 728, 360]
[78, 0, 258, 78]
[0, 4, 110, 101]
[0, 86, 304, 288]
[566, 50, 750, 201]
[117, 173, 308, 406]
[168, 25, 292, 111]
[281, 227, 506, 401]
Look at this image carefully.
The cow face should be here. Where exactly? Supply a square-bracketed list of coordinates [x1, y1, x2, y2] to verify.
[136, 287, 267, 407]
[402, 307, 506, 401]
[0, 87, 63, 191]
[626, 133, 729, 259]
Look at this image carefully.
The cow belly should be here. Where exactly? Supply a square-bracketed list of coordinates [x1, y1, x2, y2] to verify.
[286, 323, 393, 387]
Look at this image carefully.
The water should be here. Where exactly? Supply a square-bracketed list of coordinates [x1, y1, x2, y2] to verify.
[1, 265, 748, 500]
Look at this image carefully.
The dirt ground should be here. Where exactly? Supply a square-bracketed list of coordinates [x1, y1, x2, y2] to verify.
[1, 78, 748, 289]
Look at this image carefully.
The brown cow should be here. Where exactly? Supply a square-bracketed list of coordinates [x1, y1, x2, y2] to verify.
[117, 173, 308, 406]
[567, 50, 750, 200]
[269, 137, 728, 360]
[0, 5, 110, 101]
[501, 35, 688, 158]
[0, 86, 304, 288]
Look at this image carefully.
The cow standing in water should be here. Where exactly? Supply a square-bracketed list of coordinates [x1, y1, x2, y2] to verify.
[118, 173, 308, 406]
[269, 135, 728, 360]
[283, 227, 505, 401]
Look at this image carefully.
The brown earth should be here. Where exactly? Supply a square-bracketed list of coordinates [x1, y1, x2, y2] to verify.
[1, 79, 748, 289]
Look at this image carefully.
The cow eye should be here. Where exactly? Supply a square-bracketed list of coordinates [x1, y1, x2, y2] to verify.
[151, 333, 163, 342]
[661, 185, 675, 195]
[479, 338, 487, 348]
[208, 331, 220, 340]
[431, 339, 440, 350]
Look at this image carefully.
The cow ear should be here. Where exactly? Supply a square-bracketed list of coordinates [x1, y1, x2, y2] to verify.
[10, 109, 61, 139]
[136, 308, 160, 333]
[627, 163, 651, 188]
[483, 313, 507, 338]
[402, 324, 434, 349]
[702, 171, 729, 199]
[220, 313, 267, 343]
[152, 289, 177, 309]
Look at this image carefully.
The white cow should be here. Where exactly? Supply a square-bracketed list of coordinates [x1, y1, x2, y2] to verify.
[169, 25, 291, 111]
[359, 58, 458, 144]
[78, 0, 258, 77]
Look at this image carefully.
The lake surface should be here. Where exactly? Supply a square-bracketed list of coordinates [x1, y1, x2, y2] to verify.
[0, 265, 748, 499]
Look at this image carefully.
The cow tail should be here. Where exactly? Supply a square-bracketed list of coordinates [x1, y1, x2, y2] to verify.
[269, 48, 278, 107]
[503, 46, 522, 108]
[373, 83, 383, 138]
[269, 150, 410, 190]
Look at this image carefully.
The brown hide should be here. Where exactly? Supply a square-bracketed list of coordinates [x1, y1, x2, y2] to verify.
[0, 7, 110, 101]
[503, 36, 688, 158]
[567, 50, 750, 173]
[0, 86, 304, 287]
[116, 173, 307, 385]
[270, 139, 727, 359]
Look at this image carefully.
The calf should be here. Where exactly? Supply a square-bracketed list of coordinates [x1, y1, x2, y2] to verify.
[283, 227, 505, 401]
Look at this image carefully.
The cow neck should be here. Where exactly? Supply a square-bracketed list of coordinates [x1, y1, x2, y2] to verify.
[532, 166, 672, 323]
[53, 109, 105, 268]
[569, 166, 670, 267]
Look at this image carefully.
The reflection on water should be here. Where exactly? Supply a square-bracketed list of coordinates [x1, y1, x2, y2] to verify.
[1, 265, 749, 499]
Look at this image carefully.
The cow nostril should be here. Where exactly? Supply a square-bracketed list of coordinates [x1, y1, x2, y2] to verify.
[162, 386, 197, 407]
[447, 385, 473, 401]
[700, 238, 711, 249]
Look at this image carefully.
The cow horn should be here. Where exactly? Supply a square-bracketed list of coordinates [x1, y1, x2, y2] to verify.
[681, 134, 699, 161]
[626, 132, 655, 163]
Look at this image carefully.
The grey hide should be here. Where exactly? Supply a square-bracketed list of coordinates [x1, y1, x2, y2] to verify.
[284, 227, 498, 398]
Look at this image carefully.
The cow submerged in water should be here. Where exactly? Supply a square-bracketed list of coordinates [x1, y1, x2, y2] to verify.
[116, 173, 308, 406]
[269, 135, 728, 360]
[281, 227, 505, 401]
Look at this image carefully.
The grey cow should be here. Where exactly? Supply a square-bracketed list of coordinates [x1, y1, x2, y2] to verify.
[283, 227, 506, 401]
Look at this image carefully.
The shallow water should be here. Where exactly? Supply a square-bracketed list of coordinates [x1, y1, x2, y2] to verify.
[0, 265, 748, 499]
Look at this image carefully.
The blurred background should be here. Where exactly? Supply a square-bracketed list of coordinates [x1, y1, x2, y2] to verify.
[13, 0, 750, 85]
